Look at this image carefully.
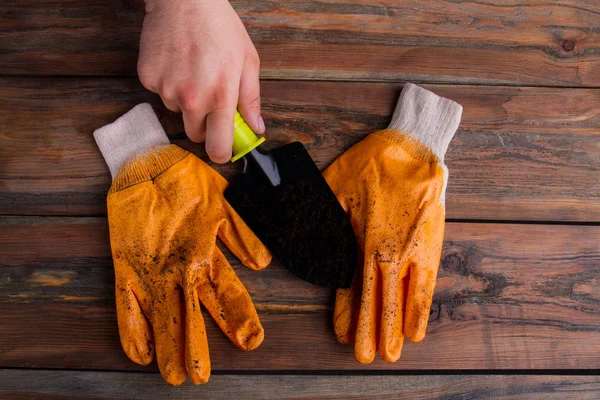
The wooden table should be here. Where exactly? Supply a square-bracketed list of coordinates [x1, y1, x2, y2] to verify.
[1, 1, 599, 398]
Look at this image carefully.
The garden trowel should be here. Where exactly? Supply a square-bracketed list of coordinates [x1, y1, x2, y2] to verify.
[224, 111, 356, 288]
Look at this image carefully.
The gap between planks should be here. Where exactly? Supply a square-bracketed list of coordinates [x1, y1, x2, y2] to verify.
[2, 75, 600, 90]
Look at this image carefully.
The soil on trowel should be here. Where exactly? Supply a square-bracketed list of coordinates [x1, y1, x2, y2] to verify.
[225, 142, 356, 288]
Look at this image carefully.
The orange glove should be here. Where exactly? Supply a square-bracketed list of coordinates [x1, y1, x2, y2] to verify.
[324, 84, 462, 363]
[94, 104, 271, 385]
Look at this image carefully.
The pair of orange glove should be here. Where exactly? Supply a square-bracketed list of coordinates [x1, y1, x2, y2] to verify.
[94, 84, 462, 385]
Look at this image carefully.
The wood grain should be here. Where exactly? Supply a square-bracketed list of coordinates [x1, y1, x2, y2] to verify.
[2, 0, 599, 394]
[1, 217, 599, 370]
[1, 78, 598, 221]
[1, 1, 600, 86]
[2, 370, 600, 400]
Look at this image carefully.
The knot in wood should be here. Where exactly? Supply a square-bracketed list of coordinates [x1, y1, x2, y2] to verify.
[441, 246, 472, 276]
[563, 40, 575, 52]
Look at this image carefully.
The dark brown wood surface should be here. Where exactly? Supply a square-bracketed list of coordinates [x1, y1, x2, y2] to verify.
[2, 217, 599, 370]
[2, 370, 600, 400]
[2, 1, 600, 86]
[2, 0, 600, 397]
[1, 78, 598, 221]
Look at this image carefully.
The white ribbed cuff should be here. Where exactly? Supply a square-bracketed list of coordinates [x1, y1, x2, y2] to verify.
[388, 83, 463, 162]
[93, 103, 170, 179]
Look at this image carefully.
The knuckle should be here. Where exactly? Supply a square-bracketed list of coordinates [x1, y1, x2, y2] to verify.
[241, 90, 261, 107]
[157, 81, 177, 102]
[247, 49, 260, 69]
[210, 86, 236, 110]
[137, 68, 157, 92]
[177, 82, 202, 112]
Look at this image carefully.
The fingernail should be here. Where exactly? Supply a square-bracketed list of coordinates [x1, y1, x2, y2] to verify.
[257, 116, 266, 133]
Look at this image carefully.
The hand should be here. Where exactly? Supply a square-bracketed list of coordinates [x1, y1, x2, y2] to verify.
[138, 0, 264, 163]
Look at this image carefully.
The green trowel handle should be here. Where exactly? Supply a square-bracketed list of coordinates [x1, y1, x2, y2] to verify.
[231, 111, 265, 162]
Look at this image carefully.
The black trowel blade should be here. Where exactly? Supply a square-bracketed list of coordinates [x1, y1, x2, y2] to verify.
[224, 142, 357, 288]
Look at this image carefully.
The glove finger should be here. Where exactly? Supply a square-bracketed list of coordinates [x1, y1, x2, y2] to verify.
[183, 286, 211, 385]
[152, 283, 187, 386]
[379, 264, 406, 363]
[218, 209, 271, 271]
[115, 277, 154, 365]
[333, 250, 363, 344]
[197, 246, 264, 351]
[404, 262, 437, 343]
[404, 265, 437, 342]
[334, 288, 356, 344]
[353, 257, 381, 364]
[404, 210, 445, 343]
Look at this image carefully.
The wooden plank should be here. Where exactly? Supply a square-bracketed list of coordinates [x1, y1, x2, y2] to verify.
[1, 78, 598, 221]
[0, 216, 328, 307]
[2, 370, 600, 400]
[1, 1, 599, 86]
[1, 217, 599, 370]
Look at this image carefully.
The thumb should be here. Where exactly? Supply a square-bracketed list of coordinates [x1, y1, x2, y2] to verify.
[218, 200, 272, 271]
